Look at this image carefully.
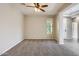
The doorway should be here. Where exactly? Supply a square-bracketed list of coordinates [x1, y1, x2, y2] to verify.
[64, 17, 78, 43]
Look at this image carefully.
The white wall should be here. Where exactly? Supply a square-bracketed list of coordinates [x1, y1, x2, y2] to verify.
[57, 13, 64, 44]
[24, 15, 53, 39]
[0, 4, 24, 55]
[78, 21, 79, 40]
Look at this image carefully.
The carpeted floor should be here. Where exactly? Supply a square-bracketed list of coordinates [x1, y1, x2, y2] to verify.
[1, 39, 78, 56]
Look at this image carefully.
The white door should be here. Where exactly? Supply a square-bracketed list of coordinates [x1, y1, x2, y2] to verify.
[63, 17, 67, 39]
[72, 22, 78, 40]
[64, 17, 72, 40]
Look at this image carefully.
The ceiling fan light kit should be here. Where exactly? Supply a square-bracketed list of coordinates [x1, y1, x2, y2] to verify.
[34, 8, 41, 12]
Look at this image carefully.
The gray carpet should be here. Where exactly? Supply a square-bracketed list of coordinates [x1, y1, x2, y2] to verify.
[1, 39, 78, 56]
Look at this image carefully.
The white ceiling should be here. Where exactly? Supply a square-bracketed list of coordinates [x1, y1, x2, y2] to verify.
[13, 3, 65, 16]
[63, 4, 79, 16]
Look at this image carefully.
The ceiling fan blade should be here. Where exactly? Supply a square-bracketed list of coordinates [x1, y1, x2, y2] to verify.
[34, 3, 37, 6]
[39, 8, 45, 12]
[21, 3, 26, 5]
[37, 3, 39, 6]
[26, 6, 35, 7]
[41, 5, 48, 7]
[34, 3, 40, 8]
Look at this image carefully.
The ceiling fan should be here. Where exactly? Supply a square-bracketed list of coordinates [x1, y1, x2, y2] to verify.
[21, 3, 48, 12]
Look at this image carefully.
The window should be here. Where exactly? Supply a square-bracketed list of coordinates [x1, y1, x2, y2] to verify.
[46, 18, 52, 34]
